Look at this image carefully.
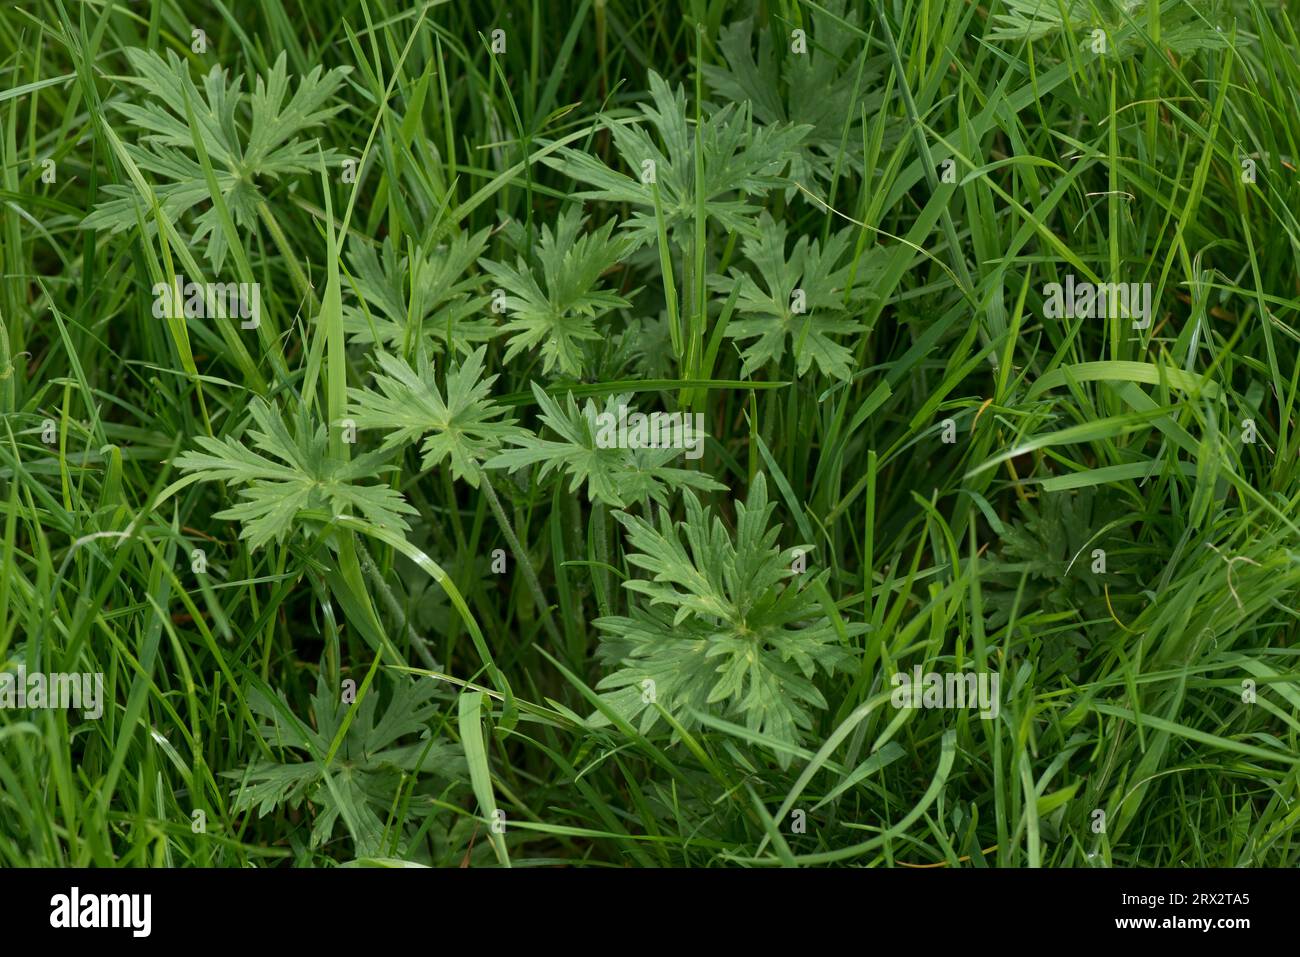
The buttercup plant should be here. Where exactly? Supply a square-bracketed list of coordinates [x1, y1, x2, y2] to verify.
[174, 399, 415, 550]
[488, 385, 724, 509]
[83, 50, 350, 271]
[343, 228, 497, 355]
[4, 0, 1300, 876]
[592, 474, 861, 767]
[479, 207, 632, 378]
[229, 667, 464, 856]
[543, 71, 810, 250]
[711, 211, 877, 380]
[701, 0, 884, 192]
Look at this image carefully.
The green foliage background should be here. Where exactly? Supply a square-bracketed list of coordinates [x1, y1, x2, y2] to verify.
[1, 0, 1298, 867]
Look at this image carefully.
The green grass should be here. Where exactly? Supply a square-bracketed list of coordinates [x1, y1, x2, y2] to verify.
[1, 0, 1298, 868]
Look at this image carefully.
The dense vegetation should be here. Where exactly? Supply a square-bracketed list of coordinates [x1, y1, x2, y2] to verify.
[1, 0, 1298, 867]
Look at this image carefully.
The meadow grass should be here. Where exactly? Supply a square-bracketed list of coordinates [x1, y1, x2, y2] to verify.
[0, 0, 1297, 867]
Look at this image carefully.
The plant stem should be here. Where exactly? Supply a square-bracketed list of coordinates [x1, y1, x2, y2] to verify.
[356, 538, 439, 671]
[592, 500, 612, 617]
[476, 467, 564, 647]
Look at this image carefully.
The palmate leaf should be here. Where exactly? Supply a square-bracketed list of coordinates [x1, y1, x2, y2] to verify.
[981, 487, 1136, 680]
[987, 0, 1100, 41]
[622, 313, 677, 381]
[591, 474, 860, 766]
[344, 228, 500, 354]
[711, 211, 875, 380]
[82, 48, 349, 270]
[486, 385, 724, 509]
[478, 208, 631, 378]
[989, 0, 1229, 56]
[174, 399, 415, 550]
[346, 345, 525, 487]
[701, 1, 887, 192]
[228, 669, 463, 855]
[541, 71, 809, 249]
